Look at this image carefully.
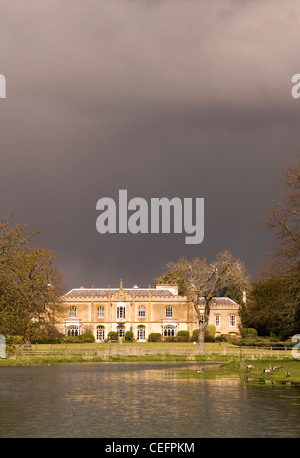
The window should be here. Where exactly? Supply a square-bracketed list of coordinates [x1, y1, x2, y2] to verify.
[164, 325, 176, 337]
[67, 325, 79, 336]
[117, 326, 125, 337]
[69, 306, 77, 318]
[117, 305, 125, 319]
[229, 314, 236, 327]
[215, 314, 220, 327]
[97, 326, 105, 341]
[200, 314, 205, 323]
[165, 306, 173, 318]
[138, 306, 145, 318]
[97, 306, 104, 318]
[137, 325, 146, 340]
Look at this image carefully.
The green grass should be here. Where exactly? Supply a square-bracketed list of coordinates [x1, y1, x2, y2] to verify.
[170, 357, 300, 384]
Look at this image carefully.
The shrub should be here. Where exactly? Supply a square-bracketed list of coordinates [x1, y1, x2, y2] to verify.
[215, 335, 227, 342]
[177, 330, 190, 338]
[205, 325, 216, 342]
[62, 332, 95, 343]
[241, 328, 258, 339]
[107, 331, 118, 341]
[125, 331, 134, 342]
[191, 326, 216, 342]
[148, 333, 162, 342]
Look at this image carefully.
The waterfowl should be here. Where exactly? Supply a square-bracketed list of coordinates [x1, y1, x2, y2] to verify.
[286, 371, 291, 377]
[246, 364, 255, 369]
[263, 368, 273, 374]
[272, 365, 282, 370]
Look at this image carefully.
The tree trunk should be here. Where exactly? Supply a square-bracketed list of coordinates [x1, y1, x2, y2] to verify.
[197, 322, 207, 353]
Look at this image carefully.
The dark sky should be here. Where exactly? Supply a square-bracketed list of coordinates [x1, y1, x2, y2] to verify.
[0, 1, 299, 292]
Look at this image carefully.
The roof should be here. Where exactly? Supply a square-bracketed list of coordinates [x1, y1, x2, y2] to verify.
[63, 287, 176, 299]
[198, 297, 238, 306]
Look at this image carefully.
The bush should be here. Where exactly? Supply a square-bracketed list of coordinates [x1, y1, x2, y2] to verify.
[107, 331, 118, 341]
[62, 332, 95, 343]
[125, 331, 134, 342]
[205, 325, 216, 342]
[148, 333, 162, 342]
[190, 326, 216, 342]
[177, 330, 190, 338]
[5, 335, 24, 345]
[215, 335, 227, 342]
[241, 328, 258, 339]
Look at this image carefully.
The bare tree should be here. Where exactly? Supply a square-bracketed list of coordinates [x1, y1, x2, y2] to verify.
[264, 157, 300, 270]
[163, 251, 247, 353]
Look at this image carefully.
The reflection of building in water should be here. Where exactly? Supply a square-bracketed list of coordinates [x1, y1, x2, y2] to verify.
[59, 280, 240, 342]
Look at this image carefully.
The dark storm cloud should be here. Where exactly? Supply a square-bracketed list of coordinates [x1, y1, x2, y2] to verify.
[0, 0, 299, 290]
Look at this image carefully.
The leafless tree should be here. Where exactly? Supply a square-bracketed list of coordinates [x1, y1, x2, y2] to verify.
[264, 156, 300, 270]
[163, 251, 247, 353]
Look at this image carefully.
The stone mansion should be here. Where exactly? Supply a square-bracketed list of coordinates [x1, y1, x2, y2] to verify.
[59, 280, 241, 342]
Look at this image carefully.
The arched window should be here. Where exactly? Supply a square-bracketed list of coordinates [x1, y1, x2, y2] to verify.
[67, 325, 79, 336]
[117, 304, 126, 319]
[138, 306, 146, 318]
[97, 326, 105, 341]
[165, 306, 173, 318]
[69, 306, 77, 318]
[137, 325, 146, 341]
[163, 325, 176, 337]
[117, 326, 125, 338]
[97, 306, 104, 318]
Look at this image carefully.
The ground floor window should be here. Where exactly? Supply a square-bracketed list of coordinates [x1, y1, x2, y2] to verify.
[137, 325, 145, 340]
[67, 325, 79, 336]
[163, 325, 176, 337]
[117, 326, 125, 338]
[229, 314, 236, 327]
[97, 326, 105, 341]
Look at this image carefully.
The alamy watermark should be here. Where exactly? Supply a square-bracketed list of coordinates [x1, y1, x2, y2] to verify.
[291, 74, 300, 98]
[0, 74, 6, 98]
[96, 190, 204, 244]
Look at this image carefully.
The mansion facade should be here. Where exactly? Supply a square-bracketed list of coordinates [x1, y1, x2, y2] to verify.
[59, 280, 241, 342]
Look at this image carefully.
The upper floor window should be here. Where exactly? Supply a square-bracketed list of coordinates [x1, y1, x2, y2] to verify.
[166, 306, 173, 318]
[138, 306, 146, 318]
[117, 305, 125, 319]
[215, 314, 220, 327]
[229, 314, 236, 327]
[70, 306, 77, 318]
[97, 306, 104, 318]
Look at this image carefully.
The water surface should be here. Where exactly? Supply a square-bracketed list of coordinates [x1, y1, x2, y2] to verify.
[0, 362, 299, 438]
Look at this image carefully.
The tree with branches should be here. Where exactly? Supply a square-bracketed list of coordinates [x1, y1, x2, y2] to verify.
[161, 251, 247, 353]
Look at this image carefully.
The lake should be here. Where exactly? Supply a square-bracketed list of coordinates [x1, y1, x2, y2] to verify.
[0, 362, 299, 438]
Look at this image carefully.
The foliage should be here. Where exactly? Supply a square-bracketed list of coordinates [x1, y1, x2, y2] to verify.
[241, 328, 258, 339]
[0, 246, 64, 343]
[191, 326, 216, 342]
[148, 333, 162, 342]
[243, 266, 300, 339]
[177, 330, 190, 337]
[125, 331, 134, 342]
[62, 332, 95, 343]
[155, 271, 187, 296]
[107, 331, 118, 341]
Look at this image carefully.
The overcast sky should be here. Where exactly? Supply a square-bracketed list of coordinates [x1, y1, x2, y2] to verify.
[0, 0, 299, 292]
